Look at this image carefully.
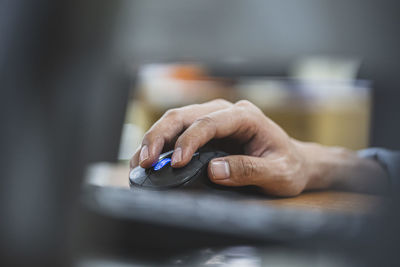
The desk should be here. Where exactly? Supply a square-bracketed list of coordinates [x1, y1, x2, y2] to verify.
[85, 162, 385, 215]
[82, 162, 389, 266]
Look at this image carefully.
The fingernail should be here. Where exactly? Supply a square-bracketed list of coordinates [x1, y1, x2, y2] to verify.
[210, 160, 230, 180]
[139, 145, 149, 163]
[171, 147, 182, 165]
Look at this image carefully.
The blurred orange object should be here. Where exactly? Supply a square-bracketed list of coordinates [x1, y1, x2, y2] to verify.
[169, 64, 208, 81]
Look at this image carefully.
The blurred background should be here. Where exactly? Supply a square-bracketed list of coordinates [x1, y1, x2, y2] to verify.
[116, 0, 400, 163]
[2, 0, 400, 266]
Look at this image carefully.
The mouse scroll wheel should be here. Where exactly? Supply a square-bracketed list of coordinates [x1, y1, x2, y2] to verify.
[153, 158, 171, 171]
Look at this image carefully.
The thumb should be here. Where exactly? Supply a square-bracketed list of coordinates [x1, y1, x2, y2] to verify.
[208, 155, 263, 187]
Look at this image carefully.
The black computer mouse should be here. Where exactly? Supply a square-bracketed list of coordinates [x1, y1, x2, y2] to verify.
[129, 147, 229, 191]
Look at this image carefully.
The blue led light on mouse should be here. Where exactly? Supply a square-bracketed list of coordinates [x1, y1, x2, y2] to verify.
[153, 158, 171, 171]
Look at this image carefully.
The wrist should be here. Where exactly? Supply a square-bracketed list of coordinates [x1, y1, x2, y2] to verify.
[293, 140, 389, 194]
[293, 140, 339, 191]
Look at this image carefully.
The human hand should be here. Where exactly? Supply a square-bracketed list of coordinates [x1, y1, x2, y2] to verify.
[130, 99, 388, 196]
[130, 99, 314, 196]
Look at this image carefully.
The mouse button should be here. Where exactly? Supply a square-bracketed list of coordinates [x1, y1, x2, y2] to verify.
[214, 151, 229, 158]
[198, 152, 211, 164]
[172, 158, 205, 184]
[158, 150, 174, 160]
[197, 151, 229, 165]
[149, 157, 204, 187]
[153, 157, 171, 171]
[129, 167, 148, 185]
[198, 151, 221, 164]
[147, 167, 182, 187]
[177, 158, 203, 174]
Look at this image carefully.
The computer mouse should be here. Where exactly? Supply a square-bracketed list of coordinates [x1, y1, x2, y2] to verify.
[129, 147, 229, 191]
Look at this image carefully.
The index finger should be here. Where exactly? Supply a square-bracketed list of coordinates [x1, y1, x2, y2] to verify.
[131, 99, 232, 168]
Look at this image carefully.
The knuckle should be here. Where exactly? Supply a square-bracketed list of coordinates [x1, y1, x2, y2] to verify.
[235, 100, 254, 108]
[163, 108, 181, 120]
[232, 105, 255, 125]
[235, 100, 263, 116]
[142, 131, 151, 141]
[194, 115, 217, 135]
[212, 98, 232, 107]
[142, 130, 156, 143]
[176, 135, 197, 150]
[237, 157, 256, 181]
[195, 115, 216, 128]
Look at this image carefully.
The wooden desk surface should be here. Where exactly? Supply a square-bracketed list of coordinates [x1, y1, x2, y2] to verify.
[85, 162, 385, 215]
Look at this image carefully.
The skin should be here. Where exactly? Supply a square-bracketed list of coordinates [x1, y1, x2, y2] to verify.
[130, 99, 389, 197]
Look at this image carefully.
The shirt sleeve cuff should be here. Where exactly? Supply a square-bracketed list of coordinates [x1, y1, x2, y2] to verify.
[358, 148, 400, 192]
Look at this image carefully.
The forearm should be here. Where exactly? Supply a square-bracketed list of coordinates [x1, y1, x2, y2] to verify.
[295, 140, 390, 194]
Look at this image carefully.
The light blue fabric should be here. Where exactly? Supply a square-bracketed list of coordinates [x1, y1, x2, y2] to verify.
[358, 148, 400, 192]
